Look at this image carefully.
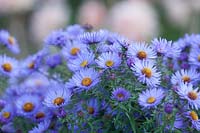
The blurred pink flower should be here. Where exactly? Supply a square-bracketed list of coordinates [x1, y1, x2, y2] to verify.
[78, 0, 107, 29]
[30, 0, 69, 44]
[107, 0, 159, 41]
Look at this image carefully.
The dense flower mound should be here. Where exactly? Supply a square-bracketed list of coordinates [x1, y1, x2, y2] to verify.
[0, 25, 200, 132]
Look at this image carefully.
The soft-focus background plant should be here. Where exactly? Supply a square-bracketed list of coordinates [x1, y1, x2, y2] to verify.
[0, 0, 200, 87]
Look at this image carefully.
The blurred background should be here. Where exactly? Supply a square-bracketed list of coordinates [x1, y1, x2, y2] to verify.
[0, 0, 200, 57]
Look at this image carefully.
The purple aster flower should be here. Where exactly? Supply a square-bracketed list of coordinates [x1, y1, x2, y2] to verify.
[66, 24, 85, 38]
[138, 88, 165, 109]
[0, 55, 19, 77]
[1, 122, 16, 133]
[96, 52, 121, 69]
[126, 57, 136, 68]
[111, 87, 131, 102]
[46, 53, 62, 68]
[62, 40, 88, 59]
[67, 51, 95, 72]
[0, 104, 15, 123]
[15, 94, 41, 116]
[78, 29, 108, 44]
[44, 30, 69, 47]
[71, 68, 100, 92]
[127, 42, 157, 61]
[0, 99, 6, 109]
[131, 60, 161, 87]
[189, 48, 200, 68]
[171, 69, 199, 85]
[186, 110, 200, 131]
[86, 98, 99, 116]
[173, 114, 185, 130]
[31, 106, 52, 122]
[0, 30, 20, 54]
[43, 82, 71, 108]
[176, 83, 200, 110]
[164, 103, 174, 114]
[56, 107, 67, 118]
[151, 38, 172, 56]
[29, 120, 50, 133]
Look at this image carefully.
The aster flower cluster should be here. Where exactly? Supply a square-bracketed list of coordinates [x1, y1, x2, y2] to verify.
[0, 25, 200, 132]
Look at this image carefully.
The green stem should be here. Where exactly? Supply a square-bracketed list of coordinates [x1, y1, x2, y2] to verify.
[125, 112, 136, 133]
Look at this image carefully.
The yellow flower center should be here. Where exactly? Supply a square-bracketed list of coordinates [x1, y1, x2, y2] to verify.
[70, 47, 80, 55]
[80, 60, 88, 67]
[35, 112, 45, 119]
[182, 76, 190, 83]
[87, 107, 95, 114]
[8, 36, 15, 45]
[117, 93, 124, 98]
[3, 112, 10, 119]
[28, 62, 35, 69]
[53, 97, 65, 106]
[190, 111, 198, 120]
[142, 67, 152, 78]
[147, 97, 156, 104]
[105, 60, 114, 67]
[2, 63, 12, 72]
[188, 91, 198, 100]
[23, 102, 34, 112]
[81, 77, 92, 86]
[137, 51, 147, 60]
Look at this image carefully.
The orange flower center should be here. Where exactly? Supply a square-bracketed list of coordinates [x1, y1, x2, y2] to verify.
[105, 60, 114, 67]
[87, 107, 95, 114]
[137, 51, 147, 60]
[188, 91, 198, 100]
[70, 47, 80, 55]
[80, 60, 88, 67]
[28, 62, 35, 69]
[53, 97, 65, 106]
[142, 67, 152, 78]
[147, 97, 156, 104]
[182, 76, 190, 83]
[190, 111, 198, 120]
[35, 112, 45, 119]
[3, 112, 10, 119]
[2, 63, 12, 72]
[198, 55, 200, 62]
[23, 102, 34, 112]
[117, 93, 124, 98]
[81, 77, 92, 86]
[8, 36, 15, 45]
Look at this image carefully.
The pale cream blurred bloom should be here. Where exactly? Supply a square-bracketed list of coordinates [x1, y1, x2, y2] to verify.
[30, 0, 69, 44]
[107, 0, 159, 41]
[0, 0, 37, 14]
[78, 0, 107, 29]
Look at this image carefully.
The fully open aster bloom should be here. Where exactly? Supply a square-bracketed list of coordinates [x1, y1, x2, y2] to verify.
[127, 42, 156, 61]
[189, 48, 200, 68]
[0, 30, 20, 54]
[138, 88, 165, 109]
[71, 68, 100, 91]
[0, 55, 19, 77]
[62, 40, 88, 59]
[44, 29, 69, 47]
[96, 52, 121, 69]
[29, 120, 50, 133]
[132, 60, 161, 87]
[67, 51, 95, 72]
[111, 87, 131, 102]
[43, 83, 71, 108]
[171, 69, 199, 85]
[176, 83, 200, 110]
[186, 111, 200, 131]
[16, 94, 41, 116]
[31, 107, 52, 122]
[78, 29, 108, 44]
